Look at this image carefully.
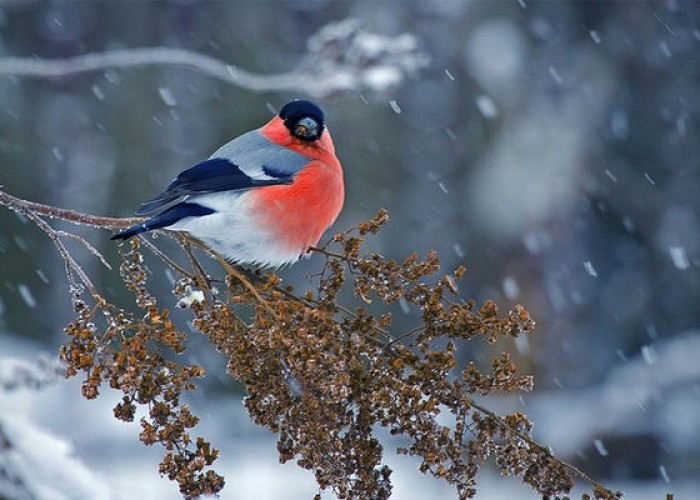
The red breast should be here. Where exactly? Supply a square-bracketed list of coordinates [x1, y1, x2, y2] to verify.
[249, 117, 345, 254]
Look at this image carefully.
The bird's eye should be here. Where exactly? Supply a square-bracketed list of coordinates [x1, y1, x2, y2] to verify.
[293, 117, 321, 141]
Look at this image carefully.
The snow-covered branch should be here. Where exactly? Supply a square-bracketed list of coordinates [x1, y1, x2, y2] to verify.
[0, 356, 64, 392]
[533, 331, 700, 455]
[0, 19, 428, 98]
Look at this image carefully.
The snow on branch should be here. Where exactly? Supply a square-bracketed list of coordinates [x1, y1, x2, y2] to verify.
[0, 19, 428, 97]
[0, 355, 64, 392]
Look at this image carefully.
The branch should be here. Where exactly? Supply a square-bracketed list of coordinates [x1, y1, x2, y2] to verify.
[0, 47, 290, 88]
[0, 19, 428, 98]
[0, 186, 134, 301]
[20, 204, 102, 300]
[0, 187, 141, 229]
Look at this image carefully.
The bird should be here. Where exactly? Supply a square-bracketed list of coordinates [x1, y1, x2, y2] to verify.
[111, 100, 344, 267]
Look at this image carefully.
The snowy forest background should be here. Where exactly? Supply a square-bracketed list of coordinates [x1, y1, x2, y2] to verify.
[1, 1, 699, 499]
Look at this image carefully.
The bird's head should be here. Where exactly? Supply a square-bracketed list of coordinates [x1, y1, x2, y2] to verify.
[261, 99, 336, 158]
[279, 100, 325, 142]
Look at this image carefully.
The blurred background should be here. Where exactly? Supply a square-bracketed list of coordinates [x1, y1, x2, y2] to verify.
[1, 1, 699, 499]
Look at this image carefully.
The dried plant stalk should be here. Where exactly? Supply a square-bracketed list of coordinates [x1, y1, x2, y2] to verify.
[0, 188, 624, 499]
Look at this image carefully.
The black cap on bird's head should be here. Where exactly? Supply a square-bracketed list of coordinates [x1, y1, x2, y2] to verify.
[279, 100, 325, 142]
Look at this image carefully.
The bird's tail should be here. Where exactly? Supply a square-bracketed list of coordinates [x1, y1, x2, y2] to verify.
[110, 222, 150, 241]
[110, 203, 215, 241]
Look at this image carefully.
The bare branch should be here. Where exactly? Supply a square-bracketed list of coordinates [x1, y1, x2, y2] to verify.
[0, 187, 142, 229]
[0, 47, 284, 88]
[0, 19, 428, 98]
[56, 230, 112, 271]
[20, 205, 101, 300]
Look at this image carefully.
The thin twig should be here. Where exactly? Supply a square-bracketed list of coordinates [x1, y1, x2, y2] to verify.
[55, 230, 112, 270]
[19, 206, 103, 302]
[176, 233, 278, 318]
[464, 396, 604, 490]
[137, 235, 195, 280]
[311, 242, 606, 493]
[310, 246, 356, 262]
[180, 239, 210, 287]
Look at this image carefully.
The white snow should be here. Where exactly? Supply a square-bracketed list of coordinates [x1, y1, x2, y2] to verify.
[641, 344, 657, 364]
[388, 99, 402, 114]
[669, 246, 690, 270]
[363, 66, 402, 92]
[176, 285, 205, 309]
[583, 261, 598, 278]
[51, 146, 64, 162]
[17, 284, 36, 308]
[548, 65, 562, 85]
[35, 269, 50, 284]
[604, 169, 618, 182]
[659, 41, 672, 59]
[502, 276, 520, 299]
[158, 86, 178, 107]
[610, 111, 629, 139]
[92, 84, 105, 101]
[593, 438, 609, 457]
[475, 94, 498, 119]
[1, 415, 112, 500]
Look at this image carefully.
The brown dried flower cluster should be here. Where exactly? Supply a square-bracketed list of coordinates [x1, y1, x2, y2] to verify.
[0, 185, 624, 499]
[61, 240, 222, 496]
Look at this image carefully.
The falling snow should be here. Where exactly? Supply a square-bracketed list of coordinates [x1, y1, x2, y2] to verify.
[51, 147, 64, 162]
[583, 261, 598, 277]
[502, 276, 520, 299]
[622, 216, 635, 232]
[548, 66, 562, 85]
[641, 344, 658, 364]
[514, 335, 530, 354]
[669, 246, 690, 270]
[1, 4, 699, 498]
[388, 99, 402, 114]
[17, 284, 36, 308]
[475, 95, 498, 119]
[593, 439, 609, 457]
[610, 111, 629, 139]
[13, 236, 28, 251]
[158, 86, 178, 107]
[35, 269, 50, 284]
[398, 297, 411, 315]
[91, 84, 105, 101]
[604, 169, 618, 182]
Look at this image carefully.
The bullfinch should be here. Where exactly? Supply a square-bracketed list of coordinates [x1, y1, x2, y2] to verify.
[111, 100, 344, 267]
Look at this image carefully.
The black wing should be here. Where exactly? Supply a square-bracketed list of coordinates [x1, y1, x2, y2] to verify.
[135, 158, 291, 215]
